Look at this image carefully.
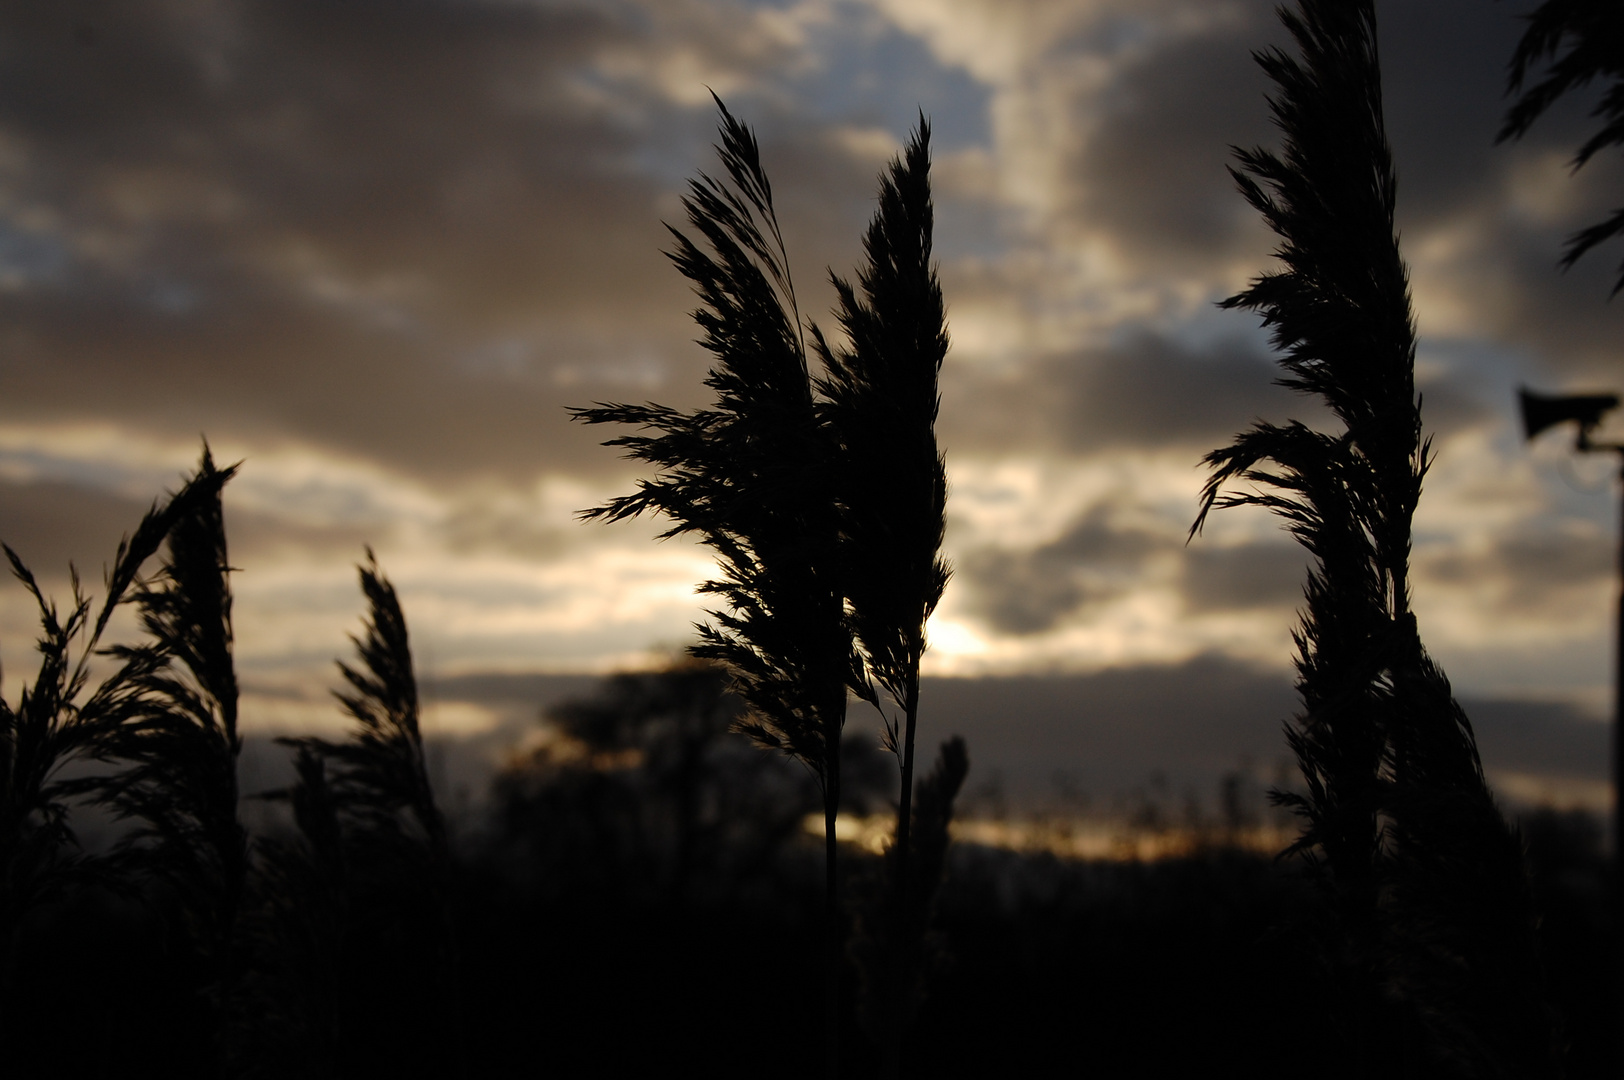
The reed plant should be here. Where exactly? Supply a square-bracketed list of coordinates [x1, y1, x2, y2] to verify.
[846, 736, 967, 1080]
[816, 116, 953, 1079]
[82, 448, 246, 1064]
[0, 465, 217, 979]
[258, 551, 463, 1079]
[1195, 2, 1555, 1073]
[1498, 0, 1624, 293]
[574, 97, 858, 1073]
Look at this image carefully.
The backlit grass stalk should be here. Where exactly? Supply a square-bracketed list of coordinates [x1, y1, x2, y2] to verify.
[275, 551, 464, 1077]
[573, 98, 857, 1076]
[0, 470, 215, 969]
[847, 737, 967, 1080]
[1195, 2, 1555, 1072]
[91, 447, 246, 1063]
[1498, 0, 1624, 294]
[816, 115, 950, 1078]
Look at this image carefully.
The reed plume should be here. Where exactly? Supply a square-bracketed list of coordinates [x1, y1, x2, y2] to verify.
[816, 115, 952, 1077]
[573, 96, 856, 1074]
[1196, 2, 1555, 1073]
[262, 550, 463, 1078]
[0, 467, 217, 970]
[1498, 0, 1624, 294]
[80, 447, 246, 1069]
[296, 551, 448, 862]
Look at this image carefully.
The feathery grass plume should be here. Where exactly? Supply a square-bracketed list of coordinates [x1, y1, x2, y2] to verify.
[572, 96, 857, 1074]
[815, 115, 951, 1076]
[1196, 3, 1555, 1073]
[268, 550, 464, 1078]
[84, 446, 245, 1065]
[305, 551, 447, 859]
[847, 736, 966, 1079]
[1497, 0, 1624, 294]
[0, 472, 215, 970]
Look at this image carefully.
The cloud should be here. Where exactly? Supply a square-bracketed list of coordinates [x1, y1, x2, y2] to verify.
[0, 0, 1617, 709]
[0, 475, 153, 579]
[959, 501, 1176, 634]
[942, 332, 1299, 457]
[250, 662, 1611, 818]
[910, 658, 1601, 813]
[1057, 0, 1279, 277]
[1180, 540, 1305, 614]
[0, 0, 925, 490]
[1419, 522, 1613, 617]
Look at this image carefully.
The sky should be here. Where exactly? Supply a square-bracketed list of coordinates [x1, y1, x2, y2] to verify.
[1, 0, 1619, 810]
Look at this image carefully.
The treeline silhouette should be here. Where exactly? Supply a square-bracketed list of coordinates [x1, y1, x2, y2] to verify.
[2, 1, 1620, 1077]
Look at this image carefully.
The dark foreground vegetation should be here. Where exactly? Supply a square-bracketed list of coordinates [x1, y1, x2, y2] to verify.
[4, 780, 1616, 1078]
[0, 445, 1611, 1078]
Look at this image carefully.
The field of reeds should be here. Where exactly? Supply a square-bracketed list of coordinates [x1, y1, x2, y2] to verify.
[3, 670, 1615, 1078]
[4, 1, 1622, 1077]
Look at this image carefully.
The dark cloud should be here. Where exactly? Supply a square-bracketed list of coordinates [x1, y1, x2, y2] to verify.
[1352, 0, 1624, 365]
[239, 661, 1605, 817]
[943, 332, 1301, 457]
[402, 656, 1305, 814]
[915, 656, 1295, 797]
[1181, 540, 1306, 614]
[0, 475, 153, 578]
[1420, 526, 1612, 614]
[1377, 0, 1531, 226]
[0, 473, 377, 585]
[7, 0, 1609, 496]
[960, 504, 1174, 634]
[1461, 696, 1607, 795]
[919, 664, 1603, 814]
[1414, 369, 1498, 438]
[429, 670, 605, 733]
[0, 0, 901, 488]
[962, 513, 1308, 633]
[1060, 0, 1624, 367]
[1067, 0, 1282, 274]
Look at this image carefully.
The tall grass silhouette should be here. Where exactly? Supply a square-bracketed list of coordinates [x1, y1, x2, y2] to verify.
[0, 460, 219, 985]
[1498, 0, 1624, 294]
[73, 448, 247, 1069]
[574, 97, 859, 1073]
[1194, 2, 1555, 1073]
[251, 551, 463, 1079]
[575, 98, 963, 1075]
[846, 736, 966, 1079]
[817, 116, 953, 1079]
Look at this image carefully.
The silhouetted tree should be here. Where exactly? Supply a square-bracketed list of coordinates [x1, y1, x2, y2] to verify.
[1195, 3, 1555, 1074]
[573, 97, 860, 1074]
[492, 659, 848, 908]
[1498, 0, 1624, 294]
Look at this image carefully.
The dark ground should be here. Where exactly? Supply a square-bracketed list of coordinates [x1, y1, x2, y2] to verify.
[4, 808, 1615, 1079]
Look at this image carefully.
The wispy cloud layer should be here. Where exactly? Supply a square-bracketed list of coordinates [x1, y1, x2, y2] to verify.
[0, 0, 1618, 753]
